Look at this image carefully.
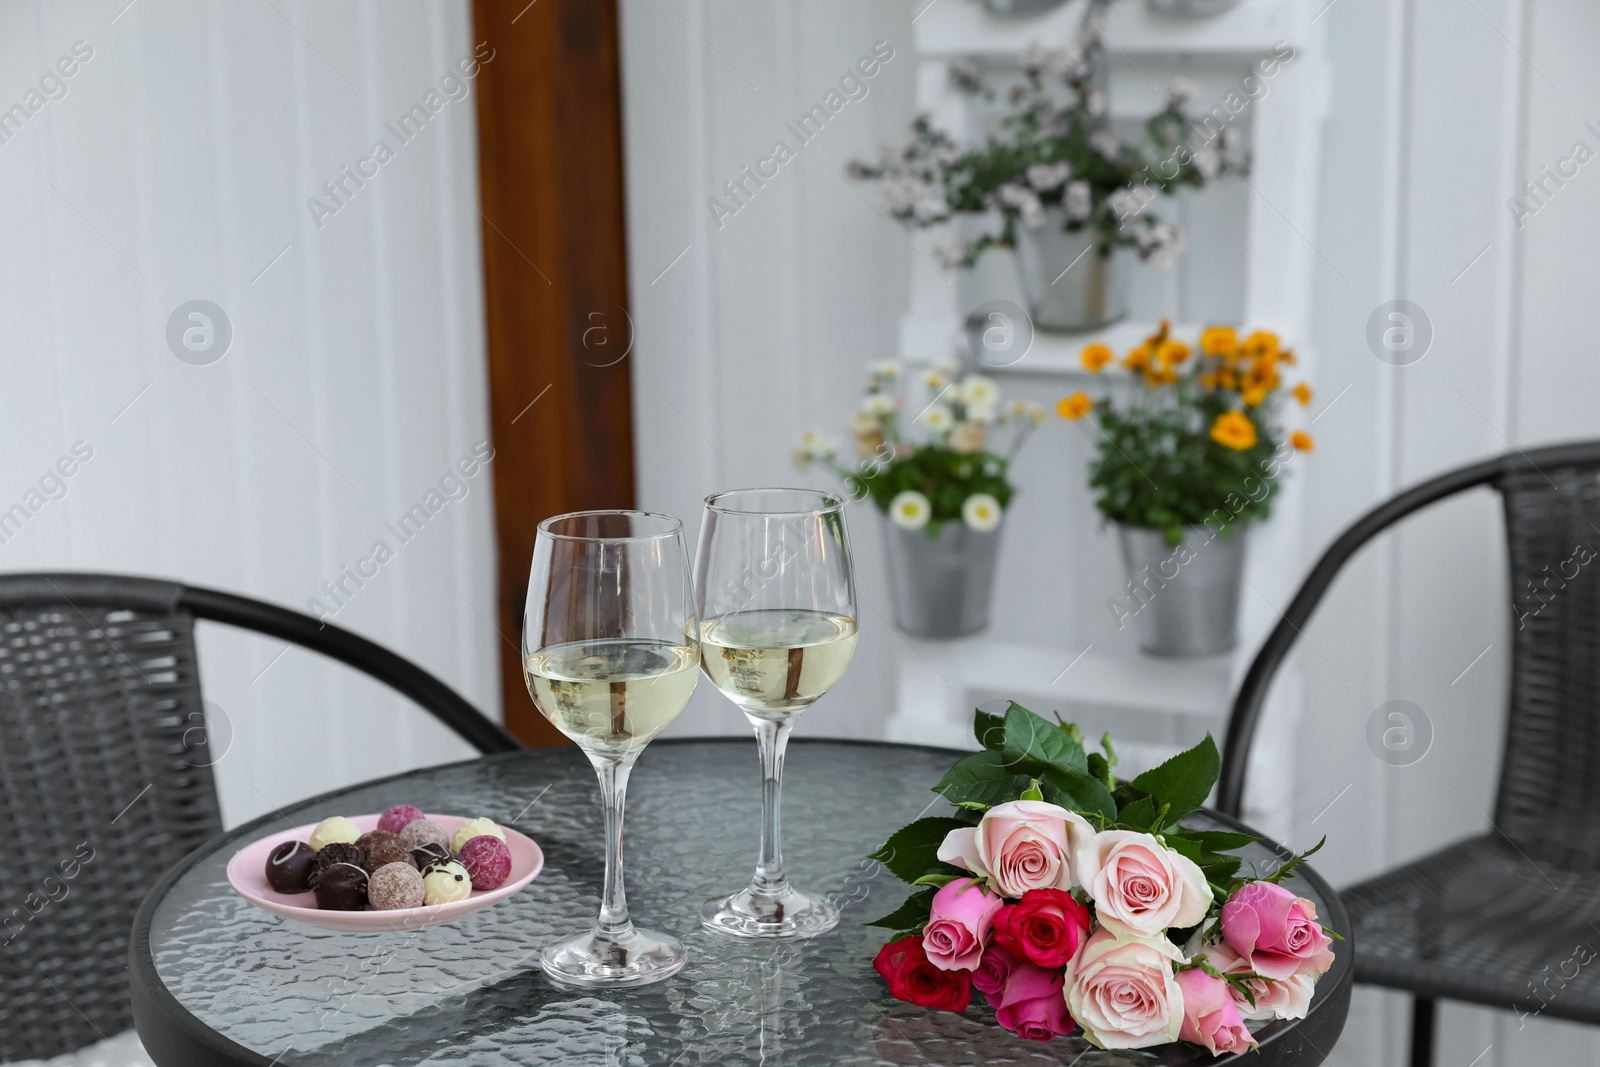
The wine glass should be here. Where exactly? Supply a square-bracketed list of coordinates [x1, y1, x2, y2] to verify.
[694, 488, 858, 938]
[523, 510, 699, 986]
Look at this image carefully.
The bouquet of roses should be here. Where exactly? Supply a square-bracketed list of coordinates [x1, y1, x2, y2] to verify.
[868, 702, 1337, 1054]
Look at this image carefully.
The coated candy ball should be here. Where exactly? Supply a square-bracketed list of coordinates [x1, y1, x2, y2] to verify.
[265, 841, 316, 894]
[422, 860, 473, 906]
[451, 818, 504, 856]
[457, 835, 512, 891]
[308, 816, 361, 852]
[368, 862, 426, 910]
[399, 819, 450, 853]
[378, 805, 426, 835]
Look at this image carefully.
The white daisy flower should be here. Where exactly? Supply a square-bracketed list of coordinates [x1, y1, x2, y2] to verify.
[862, 394, 898, 416]
[956, 375, 999, 407]
[889, 490, 932, 530]
[869, 360, 903, 380]
[918, 405, 954, 432]
[962, 493, 1003, 532]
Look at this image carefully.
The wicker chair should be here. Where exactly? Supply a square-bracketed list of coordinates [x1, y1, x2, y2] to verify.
[0, 573, 521, 1063]
[1218, 441, 1600, 1067]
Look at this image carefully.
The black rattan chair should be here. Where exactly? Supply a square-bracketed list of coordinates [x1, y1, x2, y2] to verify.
[0, 572, 521, 1063]
[1218, 440, 1600, 1067]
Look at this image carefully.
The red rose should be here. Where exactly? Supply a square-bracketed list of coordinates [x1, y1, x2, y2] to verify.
[993, 888, 1092, 969]
[873, 935, 973, 1012]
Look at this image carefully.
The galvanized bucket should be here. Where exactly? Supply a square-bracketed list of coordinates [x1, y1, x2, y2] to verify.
[1012, 214, 1127, 333]
[883, 519, 1002, 638]
[1115, 525, 1248, 657]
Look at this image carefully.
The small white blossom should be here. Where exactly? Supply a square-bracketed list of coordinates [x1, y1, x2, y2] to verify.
[1191, 144, 1222, 182]
[869, 360, 902, 381]
[889, 490, 932, 530]
[1137, 223, 1187, 269]
[1019, 39, 1049, 77]
[919, 405, 954, 432]
[962, 493, 1003, 532]
[1026, 162, 1072, 192]
[1085, 89, 1108, 118]
[1088, 129, 1122, 160]
[956, 375, 999, 407]
[1107, 187, 1146, 222]
[862, 394, 898, 416]
[931, 241, 968, 270]
[1064, 180, 1093, 222]
[1166, 77, 1202, 111]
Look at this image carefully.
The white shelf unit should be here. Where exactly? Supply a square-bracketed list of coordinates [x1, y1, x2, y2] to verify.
[886, 0, 1328, 840]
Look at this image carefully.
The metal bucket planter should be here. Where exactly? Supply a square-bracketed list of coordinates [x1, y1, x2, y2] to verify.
[1115, 525, 1248, 657]
[1012, 212, 1127, 333]
[883, 520, 1002, 638]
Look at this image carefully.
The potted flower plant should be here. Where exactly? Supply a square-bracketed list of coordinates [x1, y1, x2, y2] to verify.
[1059, 321, 1313, 656]
[847, 21, 1246, 331]
[795, 362, 1047, 638]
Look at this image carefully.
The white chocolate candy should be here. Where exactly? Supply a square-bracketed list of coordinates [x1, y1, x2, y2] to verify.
[308, 816, 361, 852]
[422, 860, 473, 905]
[450, 817, 504, 855]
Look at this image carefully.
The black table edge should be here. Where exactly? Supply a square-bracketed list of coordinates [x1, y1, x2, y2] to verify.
[128, 737, 1354, 1066]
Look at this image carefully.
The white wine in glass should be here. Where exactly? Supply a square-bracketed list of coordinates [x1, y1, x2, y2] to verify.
[523, 510, 698, 987]
[694, 489, 857, 938]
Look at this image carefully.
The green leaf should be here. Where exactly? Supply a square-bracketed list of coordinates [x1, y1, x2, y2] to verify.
[1038, 771, 1118, 822]
[869, 817, 969, 885]
[1002, 704, 1088, 779]
[1177, 830, 1258, 853]
[973, 709, 1006, 750]
[1116, 794, 1157, 832]
[864, 886, 937, 931]
[910, 871, 966, 888]
[1129, 734, 1220, 823]
[1163, 834, 1202, 863]
[933, 750, 1032, 809]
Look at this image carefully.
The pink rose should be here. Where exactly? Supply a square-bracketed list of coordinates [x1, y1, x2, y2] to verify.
[922, 878, 1004, 971]
[971, 942, 1018, 1003]
[1175, 967, 1257, 1056]
[1204, 939, 1315, 1021]
[1076, 830, 1212, 937]
[1220, 880, 1335, 981]
[1066, 928, 1184, 1050]
[994, 960, 1076, 1042]
[937, 800, 1095, 899]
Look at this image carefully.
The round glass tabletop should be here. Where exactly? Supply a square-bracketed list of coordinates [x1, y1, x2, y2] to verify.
[131, 739, 1351, 1066]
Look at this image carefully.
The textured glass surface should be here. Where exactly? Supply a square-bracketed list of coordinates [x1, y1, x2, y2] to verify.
[148, 740, 1344, 1065]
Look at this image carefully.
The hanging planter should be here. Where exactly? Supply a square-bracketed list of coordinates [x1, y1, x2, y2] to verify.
[1060, 322, 1316, 658]
[1012, 209, 1128, 332]
[795, 363, 1048, 640]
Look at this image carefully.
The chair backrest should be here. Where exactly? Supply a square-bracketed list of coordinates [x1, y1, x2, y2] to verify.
[1218, 442, 1600, 859]
[0, 573, 520, 1061]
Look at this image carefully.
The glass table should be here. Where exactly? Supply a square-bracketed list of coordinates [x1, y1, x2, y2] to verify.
[130, 739, 1352, 1065]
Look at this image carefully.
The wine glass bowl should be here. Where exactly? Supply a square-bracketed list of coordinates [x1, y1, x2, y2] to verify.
[523, 510, 698, 986]
[694, 488, 857, 938]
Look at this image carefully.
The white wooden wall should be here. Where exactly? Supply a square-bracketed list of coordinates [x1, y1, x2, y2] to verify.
[622, 1, 1600, 1063]
[0, 0, 499, 828]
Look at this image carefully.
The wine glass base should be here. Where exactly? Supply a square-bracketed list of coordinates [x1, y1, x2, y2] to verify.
[700, 884, 840, 939]
[540, 926, 688, 988]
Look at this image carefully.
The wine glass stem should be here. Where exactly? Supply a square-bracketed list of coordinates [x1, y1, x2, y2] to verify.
[751, 716, 792, 896]
[592, 754, 637, 938]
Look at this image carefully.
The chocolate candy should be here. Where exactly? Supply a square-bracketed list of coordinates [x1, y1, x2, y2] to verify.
[312, 862, 369, 911]
[377, 805, 426, 835]
[355, 831, 415, 873]
[265, 841, 317, 894]
[457, 835, 512, 891]
[399, 819, 450, 853]
[422, 860, 472, 906]
[314, 841, 365, 873]
[410, 842, 451, 870]
[308, 816, 361, 852]
[368, 862, 425, 910]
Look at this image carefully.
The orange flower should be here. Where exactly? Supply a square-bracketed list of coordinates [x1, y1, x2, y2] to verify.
[1210, 410, 1258, 451]
[1157, 340, 1191, 368]
[1217, 369, 1238, 390]
[1143, 367, 1177, 388]
[1198, 372, 1219, 390]
[1241, 385, 1267, 407]
[1058, 391, 1093, 421]
[1200, 326, 1238, 358]
[1123, 344, 1152, 372]
[1278, 348, 1298, 366]
[1246, 362, 1281, 391]
[1242, 330, 1280, 361]
[1292, 382, 1313, 406]
[1291, 430, 1314, 452]
[1080, 343, 1115, 373]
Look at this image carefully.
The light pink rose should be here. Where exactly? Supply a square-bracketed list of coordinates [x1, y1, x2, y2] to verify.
[937, 800, 1095, 899]
[1220, 880, 1335, 981]
[1076, 830, 1212, 937]
[1204, 939, 1316, 1021]
[1066, 928, 1184, 1050]
[921, 877, 1004, 971]
[994, 959, 1076, 1041]
[1175, 967, 1257, 1056]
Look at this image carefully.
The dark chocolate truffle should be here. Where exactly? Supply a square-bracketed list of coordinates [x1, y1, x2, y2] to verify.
[312, 862, 369, 911]
[315, 841, 365, 873]
[410, 842, 451, 870]
[368, 862, 425, 910]
[265, 840, 317, 894]
[356, 830, 415, 873]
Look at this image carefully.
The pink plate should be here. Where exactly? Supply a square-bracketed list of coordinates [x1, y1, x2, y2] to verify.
[226, 813, 543, 933]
